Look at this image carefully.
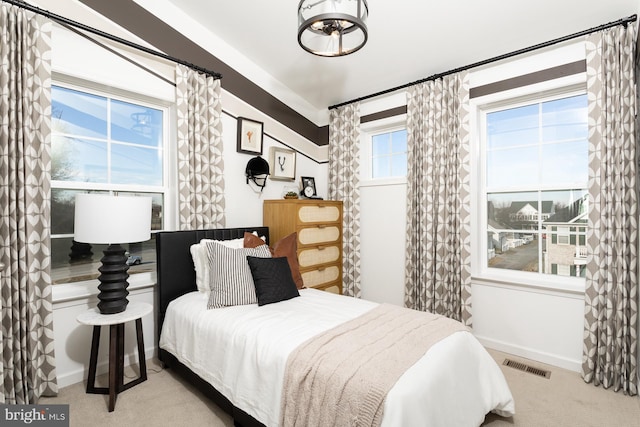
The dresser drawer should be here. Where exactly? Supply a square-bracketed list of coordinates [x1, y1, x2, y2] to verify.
[298, 226, 340, 245]
[298, 204, 340, 223]
[301, 265, 340, 288]
[264, 199, 343, 295]
[322, 284, 341, 294]
[298, 245, 341, 268]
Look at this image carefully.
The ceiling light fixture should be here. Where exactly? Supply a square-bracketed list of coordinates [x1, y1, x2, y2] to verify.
[298, 0, 369, 57]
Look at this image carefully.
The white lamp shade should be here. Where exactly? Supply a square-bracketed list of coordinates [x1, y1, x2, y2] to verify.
[74, 194, 152, 244]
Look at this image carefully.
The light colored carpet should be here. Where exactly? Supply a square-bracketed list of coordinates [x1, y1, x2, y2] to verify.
[41, 361, 232, 427]
[41, 351, 640, 427]
[482, 349, 640, 427]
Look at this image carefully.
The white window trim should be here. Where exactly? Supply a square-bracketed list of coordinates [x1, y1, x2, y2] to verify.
[360, 114, 407, 186]
[469, 73, 588, 296]
[50, 75, 177, 291]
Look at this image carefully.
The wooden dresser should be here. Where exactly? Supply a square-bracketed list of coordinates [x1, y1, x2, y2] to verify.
[263, 199, 343, 294]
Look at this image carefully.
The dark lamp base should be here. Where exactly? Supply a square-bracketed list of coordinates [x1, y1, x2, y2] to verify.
[97, 243, 130, 314]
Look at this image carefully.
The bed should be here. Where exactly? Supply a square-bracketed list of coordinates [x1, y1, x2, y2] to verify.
[156, 227, 515, 427]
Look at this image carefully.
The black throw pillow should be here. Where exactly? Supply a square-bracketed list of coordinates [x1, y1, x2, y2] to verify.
[247, 256, 300, 306]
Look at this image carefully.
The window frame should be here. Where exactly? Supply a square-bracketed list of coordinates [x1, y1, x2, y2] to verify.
[470, 79, 588, 295]
[50, 77, 175, 286]
[360, 114, 408, 187]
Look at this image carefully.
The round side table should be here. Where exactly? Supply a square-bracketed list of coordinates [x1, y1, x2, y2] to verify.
[77, 301, 153, 412]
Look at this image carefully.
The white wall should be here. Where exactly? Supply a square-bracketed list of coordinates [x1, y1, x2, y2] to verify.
[360, 182, 406, 306]
[358, 40, 590, 372]
[40, 0, 628, 387]
[220, 96, 328, 229]
[47, 14, 327, 387]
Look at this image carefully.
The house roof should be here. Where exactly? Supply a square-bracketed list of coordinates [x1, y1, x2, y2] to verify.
[545, 196, 588, 223]
[509, 201, 554, 214]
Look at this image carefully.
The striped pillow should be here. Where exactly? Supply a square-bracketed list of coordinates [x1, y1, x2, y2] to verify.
[205, 241, 271, 309]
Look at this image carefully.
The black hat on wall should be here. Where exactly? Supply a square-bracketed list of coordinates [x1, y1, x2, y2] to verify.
[245, 156, 270, 191]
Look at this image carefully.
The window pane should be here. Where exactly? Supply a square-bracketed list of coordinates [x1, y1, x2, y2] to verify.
[541, 189, 588, 223]
[391, 129, 407, 153]
[541, 190, 588, 274]
[369, 128, 407, 179]
[486, 146, 539, 188]
[487, 192, 540, 272]
[541, 140, 588, 186]
[51, 85, 166, 285]
[111, 100, 163, 147]
[51, 191, 161, 281]
[487, 191, 539, 231]
[124, 192, 164, 231]
[487, 235, 539, 273]
[391, 153, 407, 177]
[52, 86, 107, 139]
[51, 189, 107, 235]
[51, 235, 157, 284]
[487, 104, 539, 150]
[111, 144, 163, 186]
[372, 134, 388, 156]
[542, 95, 588, 141]
[484, 93, 588, 281]
[372, 156, 390, 178]
[52, 135, 108, 183]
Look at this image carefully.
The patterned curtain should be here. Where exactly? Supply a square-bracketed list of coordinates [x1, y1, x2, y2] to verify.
[582, 21, 638, 396]
[175, 65, 225, 230]
[0, 4, 57, 403]
[404, 72, 473, 325]
[328, 103, 361, 298]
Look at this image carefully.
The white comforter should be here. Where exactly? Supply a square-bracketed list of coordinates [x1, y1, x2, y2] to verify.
[159, 289, 515, 427]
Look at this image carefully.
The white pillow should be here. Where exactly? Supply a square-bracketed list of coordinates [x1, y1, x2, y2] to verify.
[205, 243, 272, 309]
[191, 237, 245, 294]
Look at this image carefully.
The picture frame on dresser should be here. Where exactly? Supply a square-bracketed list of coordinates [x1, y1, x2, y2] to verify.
[300, 176, 320, 199]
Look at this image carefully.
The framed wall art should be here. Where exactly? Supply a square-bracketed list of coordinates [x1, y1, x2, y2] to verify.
[237, 117, 264, 155]
[300, 176, 319, 199]
[269, 146, 296, 180]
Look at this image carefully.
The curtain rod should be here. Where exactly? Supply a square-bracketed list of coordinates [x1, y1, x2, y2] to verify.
[329, 14, 637, 110]
[2, 0, 222, 80]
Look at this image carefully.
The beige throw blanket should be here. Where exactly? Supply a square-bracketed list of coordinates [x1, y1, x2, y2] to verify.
[280, 303, 469, 427]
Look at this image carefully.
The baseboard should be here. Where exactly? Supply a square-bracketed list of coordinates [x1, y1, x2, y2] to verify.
[475, 335, 582, 373]
[56, 345, 156, 388]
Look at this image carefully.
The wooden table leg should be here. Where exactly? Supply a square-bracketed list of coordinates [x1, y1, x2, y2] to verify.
[136, 318, 147, 382]
[86, 326, 101, 394]
[116, 323, 125, 392]
[121, 319, 148, 391]
[108, 324, 118, 412]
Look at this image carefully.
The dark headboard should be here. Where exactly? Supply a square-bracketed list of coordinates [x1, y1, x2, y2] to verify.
[155, 227, 269, 349]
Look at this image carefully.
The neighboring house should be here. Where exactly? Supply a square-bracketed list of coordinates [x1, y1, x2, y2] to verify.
[543, 195, 588, 277]
[488, 200, 553, 256]
[488, 218, 512, 257]
[508, 201, 554, 230]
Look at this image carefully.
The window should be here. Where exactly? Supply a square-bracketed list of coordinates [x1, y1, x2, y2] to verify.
[481, 91, 588, 282]
[360, 116, 408, 183]
[50, 84, 168, 284]
[371, 128, 407, 179]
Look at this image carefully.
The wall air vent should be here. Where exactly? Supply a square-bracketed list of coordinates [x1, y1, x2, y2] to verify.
[503, 358, 551, 379]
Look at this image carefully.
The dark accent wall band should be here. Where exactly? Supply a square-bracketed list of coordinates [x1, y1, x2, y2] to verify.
[78, 0, 328, 146]
[470, 60, 586, 99]
[361, 106, 408, 124]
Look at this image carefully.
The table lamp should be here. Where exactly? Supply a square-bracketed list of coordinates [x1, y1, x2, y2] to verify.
[74, 194, 152, 314]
